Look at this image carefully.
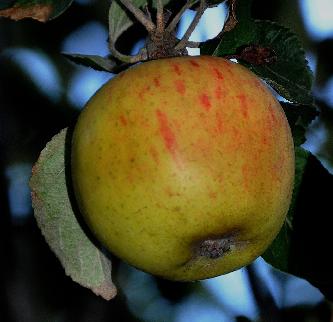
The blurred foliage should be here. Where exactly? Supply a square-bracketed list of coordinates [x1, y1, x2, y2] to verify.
[1, 0, 333, 321]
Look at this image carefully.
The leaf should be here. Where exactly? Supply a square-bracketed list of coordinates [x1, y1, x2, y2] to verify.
[0, 0, 73, 22]
[282, 102, 318, 146]
[201, 0, 255, 56]
[248, 21, 314, 105]
[63, 53, 119, 73]
[108, 0, 170, 46]
[30, 128, 117, 300]
[201, 0, 314, 105]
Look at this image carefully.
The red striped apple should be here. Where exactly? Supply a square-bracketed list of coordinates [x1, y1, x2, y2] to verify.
[71, 56, 294, 281]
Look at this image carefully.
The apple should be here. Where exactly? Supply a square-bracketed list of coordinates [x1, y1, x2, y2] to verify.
[71, 56, 294, 281]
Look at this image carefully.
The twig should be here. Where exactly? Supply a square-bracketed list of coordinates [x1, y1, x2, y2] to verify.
[186, 40, 200, 48]
[118, 0, 156, 32]
[175, 0, 207, 51]
[110, 42, 147, 63]
[216, 0, 238, 38]
[166, 0, 197, 33]
[143, 4, 152, 21]
[156, 0, 164, 33]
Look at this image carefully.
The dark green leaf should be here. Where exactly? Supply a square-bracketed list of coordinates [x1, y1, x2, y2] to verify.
[201, 0, 314, 105]
[0, 0, 73, 21]
[30, 128, 117, 300]
[201, 0, 254, 56]
[63, 53, 119, 73]
[249, 21, 314, 105]
[282, 102, 318, 146]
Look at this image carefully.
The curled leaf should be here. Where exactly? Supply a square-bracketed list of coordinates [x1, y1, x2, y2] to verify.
[30, 128, 117, 300]
[0, 0, 73, 22]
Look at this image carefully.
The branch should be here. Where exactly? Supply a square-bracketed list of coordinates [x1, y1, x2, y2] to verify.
[118, 0, 156, 32]
[216, 0, 237, 38]
[175, 0, 207, 51]
[166, 0, 197, 33]
[110, 42, 147, 63]
[185, 40, 200, 48]
[156, 0, 164, 33]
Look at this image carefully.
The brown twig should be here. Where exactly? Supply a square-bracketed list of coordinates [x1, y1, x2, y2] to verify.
[156, 0, 164, 33]
[216, 0, 238, 38]
[175, 0, 207, 51]
[186, 40, 201, 48]
[110, 0, 210, 63]
[110, 42, 147, 63]
[166, 0, 197, 33]
[118, 0, 156, 32]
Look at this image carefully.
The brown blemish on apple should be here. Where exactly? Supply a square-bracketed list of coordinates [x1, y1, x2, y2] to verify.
[190, 60, 200, 67]
[215, 111, 224, 134]
[165, 186, 181, 197]
[174, 80, 186, 95]
[119, 115, 127, 126]
[208, 191, 217, 199]
[237, 94, 249, 118]
[154, 77, 161, 87]
[149, 146, 160, 165]
[242, 164, 251, 191]
[268, 104, 278, 125]
[252, 78, 266, 95]
[212, 68, 224, 80]
[138, 85, 151, 100]
[215, 86, 223, 100]
[199, 94, 212, 112]
[156, 109, 179, 163]
[171, 63, 182, 76]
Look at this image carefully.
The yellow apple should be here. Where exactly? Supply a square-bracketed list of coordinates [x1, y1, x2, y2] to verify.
[71, 56, 294, 281]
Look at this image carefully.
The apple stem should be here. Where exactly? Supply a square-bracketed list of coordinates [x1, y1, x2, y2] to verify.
[165, 1, 195, 33]
[216, 0, 238, 38]
[156, 0, 164, 33]
[118, 0, 156, 33]
[109, 0, 239, 65]
[197, 237, 234, 259]
[109, 0, 212, 64]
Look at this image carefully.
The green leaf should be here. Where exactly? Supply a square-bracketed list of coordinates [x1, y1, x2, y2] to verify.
[201, 0, 254, 56]
[249, 21, 314, 105]
[108, 0, 171, 46]
[0, 0, 73, 22]
[63, 53, 119, 73]
[201, 0, 314, 105]
[262, 146, 309, 271]
[30, 128, 117, 300]
[282, 102, 318, 146]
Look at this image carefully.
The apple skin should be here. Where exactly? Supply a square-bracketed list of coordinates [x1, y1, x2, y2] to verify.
[71, 56, 294, 281]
